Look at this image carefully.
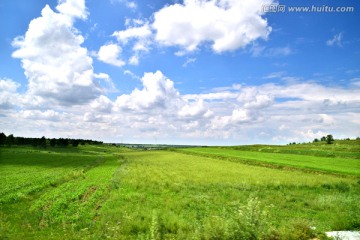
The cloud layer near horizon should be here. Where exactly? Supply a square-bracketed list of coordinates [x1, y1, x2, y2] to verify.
[2, 68, 360, 144]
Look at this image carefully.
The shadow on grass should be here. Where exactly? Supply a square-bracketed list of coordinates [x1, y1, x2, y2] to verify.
[0, 145, 121, 168]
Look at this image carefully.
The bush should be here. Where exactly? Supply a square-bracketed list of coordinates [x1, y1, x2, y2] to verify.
[282, 221, 317, 240]
[198, 197, 272, 240]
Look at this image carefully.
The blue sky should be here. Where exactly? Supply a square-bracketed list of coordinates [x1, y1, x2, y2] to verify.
[1, 0, 359, 145]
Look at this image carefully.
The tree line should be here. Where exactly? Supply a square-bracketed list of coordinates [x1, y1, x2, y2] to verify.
[0, 133, 102, 148]
[288, 134, 335, 145]
[289, 134, 360, 145]
[313, 134, 334, 144]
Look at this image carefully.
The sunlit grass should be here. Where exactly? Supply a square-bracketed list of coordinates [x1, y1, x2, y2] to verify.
[96, 150, 359, 239]
[180, 146, 360, 176]
[1, 142, 359, 239]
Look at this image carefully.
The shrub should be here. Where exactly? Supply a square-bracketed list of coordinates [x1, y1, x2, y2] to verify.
[199, 197, 272, 240]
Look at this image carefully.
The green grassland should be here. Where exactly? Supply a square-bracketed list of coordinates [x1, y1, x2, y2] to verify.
[178, 142, 360, 176]
[0, 140, 359, 239]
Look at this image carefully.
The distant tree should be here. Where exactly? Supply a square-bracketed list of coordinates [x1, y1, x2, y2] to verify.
[39, 136, 47, 148]
[0, 134, 104, 148]
[326, 134, 334, 144]
[31, 138, 38, 147]
[57, 138, 68, 147]
[5, 134, 14, 146]
[320, 136, 326, 142]
[313, 138, 319, 143]
[71, 139, 79, 147]
[50, 138, 56, 147]
[0, 132, 6, 145]
[15, 137, 25, 145]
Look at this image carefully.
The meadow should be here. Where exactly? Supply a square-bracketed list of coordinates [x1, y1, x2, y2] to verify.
[177, 142, 360, 176]
[0, 140, 359, 239]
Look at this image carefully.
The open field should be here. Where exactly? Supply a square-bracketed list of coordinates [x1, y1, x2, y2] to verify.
[0, 141, 359, 239]
[178, 141, 360, 176]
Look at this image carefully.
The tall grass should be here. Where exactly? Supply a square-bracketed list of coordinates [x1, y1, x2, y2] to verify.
[0, 145, 121, 239]
[94, 150, 359, 239]
[1, 144, 359, 239]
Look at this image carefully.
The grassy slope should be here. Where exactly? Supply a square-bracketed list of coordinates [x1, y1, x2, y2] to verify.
[0, 145, 124, 239]
[97, 150, 359, 239]
[179, 140, 360, 176]
[231, 140, 360, 159]
[0, 142, 359, 239]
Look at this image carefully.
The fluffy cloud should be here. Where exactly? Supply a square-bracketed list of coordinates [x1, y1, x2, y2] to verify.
[19, 110, 64, 121]
[108, 0, 273, 64]
[211, 108, 260, 129]
[97, 44, 125, 67]
[109, 70, 360, 143]
[90, 95, 113, 113]
[178, 99, 213, 119]
[152, 0, 273, 53]
[12, 2, 101, 106]
[56, 0, 88, 19]
[0, 79, 21, 109]
[114, 71, 180, 111]
[113, 23, 152, 44]
[112, 22, 152, 65]
[237, 87, 273, 109]
[0, 79, 20, 92]
[2, 71, 360, 144]
[114, 71, 214, 124]
[83, 112, 106, 123]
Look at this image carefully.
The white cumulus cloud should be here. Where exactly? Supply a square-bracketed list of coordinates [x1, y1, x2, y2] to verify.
[0, 79, 20, 93]
[152, 0, 273, 53]
[90, 95, 113, 113]
[97, 43, 125, 67]
[113, 23, 152, 44]
[114, 71, 180, 111]
[112, 22, 152, 65]
[56, 0, 88, 20]
[109, 0, 274, 64]
[178, 99, 213, 119]
[20, 110, 64, 121]
[12, 2, 101, 106]
[0, 79, 21, 110]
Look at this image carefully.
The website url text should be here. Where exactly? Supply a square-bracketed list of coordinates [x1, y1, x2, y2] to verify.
[262, 4, 355, 13]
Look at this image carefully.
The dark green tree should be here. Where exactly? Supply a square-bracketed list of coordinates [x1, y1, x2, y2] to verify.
[71, 139, 79, 147]
[50, 138, 56, 147]
[57, 138, 68, 147]
[326, 134, 334, 144]
[31, 138, 38, 147]
[39, 136, 47, 148]
[5, 134, 14, 146]
[0, 132, 6, 145]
